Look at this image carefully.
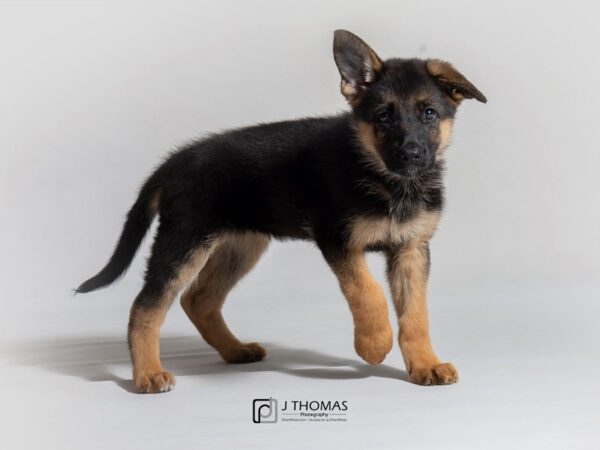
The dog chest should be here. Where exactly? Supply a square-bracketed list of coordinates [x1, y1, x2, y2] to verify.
[348, 210, 440, 249]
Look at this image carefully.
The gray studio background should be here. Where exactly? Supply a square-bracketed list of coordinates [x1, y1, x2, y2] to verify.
[1, 1, 599, 449]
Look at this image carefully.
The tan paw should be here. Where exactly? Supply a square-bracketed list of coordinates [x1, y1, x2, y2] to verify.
[409, 362, 458, 386]
[222, 342, 266, 364]
[354, 325, 393, 365]
[134, 371, 176, 394]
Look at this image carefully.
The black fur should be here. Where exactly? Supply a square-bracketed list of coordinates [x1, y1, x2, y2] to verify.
[75, 172, 160, 293]
[77, 30, 484, 298]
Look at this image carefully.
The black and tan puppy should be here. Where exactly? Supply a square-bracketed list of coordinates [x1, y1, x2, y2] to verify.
[77, 30, 486, 393]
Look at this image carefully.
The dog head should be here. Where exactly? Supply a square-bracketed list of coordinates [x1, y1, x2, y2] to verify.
[333, 29, 486, 178]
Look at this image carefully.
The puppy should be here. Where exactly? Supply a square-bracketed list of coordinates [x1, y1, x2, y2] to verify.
[77, 30, 486, 393]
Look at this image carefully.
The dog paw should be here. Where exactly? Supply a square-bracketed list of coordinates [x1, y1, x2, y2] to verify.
[223, 342, 266, 364]
[354, 325, 393, 365]
[409, 362, 458, 386]
[134, 371, 176, 394]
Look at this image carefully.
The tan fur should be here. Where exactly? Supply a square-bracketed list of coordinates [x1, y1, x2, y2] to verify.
[339, 46, 382, 104]
[128, 243, 217, 393]
[340, 80, 359, 105]
[355, 121, 378, 153]
[328, 252, 393, 364]
[426, 59, 464, 103]
[149, 191, 161, 214]
[349, 210, 440, 250]
[368, 49, 382, 73]
[426, 59, 486, 104]
[387, 241, 458, 385]
[437, 118, 454, 157]
[354, 121, 389, 174]
[128, 306, 174, 393]
[425, 59, 451, 78]
[181, 232, 270, 364]
[354, 119, 450, 179]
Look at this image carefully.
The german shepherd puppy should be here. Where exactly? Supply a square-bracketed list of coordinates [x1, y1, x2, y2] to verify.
[77, 30, 486, 393]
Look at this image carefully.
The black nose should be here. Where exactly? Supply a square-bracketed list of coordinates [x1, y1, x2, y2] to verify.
[400, 142, 425, 163]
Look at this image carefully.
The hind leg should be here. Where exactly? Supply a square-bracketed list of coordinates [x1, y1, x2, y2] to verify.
[128, 227, 217, 393]
[181, 232, 269, 363]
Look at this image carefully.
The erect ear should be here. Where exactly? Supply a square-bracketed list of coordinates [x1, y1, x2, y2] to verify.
[426, 59, 487, 104]
[333, 30, 383, 104]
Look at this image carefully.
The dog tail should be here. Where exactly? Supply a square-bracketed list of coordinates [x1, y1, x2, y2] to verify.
[75, 173, 161, 294]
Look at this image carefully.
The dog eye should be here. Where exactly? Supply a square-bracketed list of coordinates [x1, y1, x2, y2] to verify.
[377, 111, 391, 123]
[422, 107, 438, 122]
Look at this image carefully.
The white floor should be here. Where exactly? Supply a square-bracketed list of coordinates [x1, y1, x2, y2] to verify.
[3, 2, 600, 448]
[2, 254, 599, 449]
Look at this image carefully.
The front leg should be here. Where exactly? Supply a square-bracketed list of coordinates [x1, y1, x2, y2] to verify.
[387, 241, 458, 385]
[323, 248, 393, 364]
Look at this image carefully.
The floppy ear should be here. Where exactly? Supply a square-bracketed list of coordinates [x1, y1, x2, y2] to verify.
[426, 59, 487, 104]
[333, 30, 383, 104]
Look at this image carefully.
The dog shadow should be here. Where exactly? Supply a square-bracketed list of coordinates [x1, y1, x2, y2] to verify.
[2, 335, 409, 393]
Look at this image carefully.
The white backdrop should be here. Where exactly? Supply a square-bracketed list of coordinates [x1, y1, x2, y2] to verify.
[1, 1, 599, 449]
